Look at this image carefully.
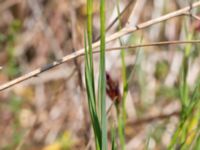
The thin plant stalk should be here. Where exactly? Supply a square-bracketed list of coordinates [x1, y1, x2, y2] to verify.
[85, 0, 102, 149]
[115, 0, 128, 149]
[98, 0, 107, 149]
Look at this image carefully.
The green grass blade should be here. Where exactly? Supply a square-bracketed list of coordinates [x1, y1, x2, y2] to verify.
[115, 0, 127, 149]
[111, 125, 117, 150]
[117, 113, 125, 149]
[84, 27, 101, 149]
[87, 0, 96, 104]
[98, 0, 107, 149]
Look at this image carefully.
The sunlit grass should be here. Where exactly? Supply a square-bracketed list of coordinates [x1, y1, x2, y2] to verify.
[168, 20, 200, 149]
[85, 0, 107, 149]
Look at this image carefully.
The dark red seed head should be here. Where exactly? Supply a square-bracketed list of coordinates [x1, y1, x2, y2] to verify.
[106, 72, 121, 104]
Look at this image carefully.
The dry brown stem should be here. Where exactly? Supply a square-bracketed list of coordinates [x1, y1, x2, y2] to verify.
[1, 1, 200, 91]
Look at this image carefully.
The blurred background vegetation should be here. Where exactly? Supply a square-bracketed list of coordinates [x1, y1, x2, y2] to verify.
[0, 0, 200, 149]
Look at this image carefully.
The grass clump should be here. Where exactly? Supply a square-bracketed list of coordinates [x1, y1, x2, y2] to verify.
[84, 0, 107, 149]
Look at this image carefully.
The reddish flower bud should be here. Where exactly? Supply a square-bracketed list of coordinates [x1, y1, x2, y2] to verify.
[106, 72, 121, 104]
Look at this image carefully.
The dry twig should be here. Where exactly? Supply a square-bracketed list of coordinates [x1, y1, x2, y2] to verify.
[1, 39, 200, 91]
[127, 111, 180, 126]
[1, 2, 200, 91]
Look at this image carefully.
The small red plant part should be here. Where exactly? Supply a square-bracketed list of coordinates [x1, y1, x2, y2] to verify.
[106, 72, 121, 104]
[193, 20, 200, 32]
[191, 14, 200, 32]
